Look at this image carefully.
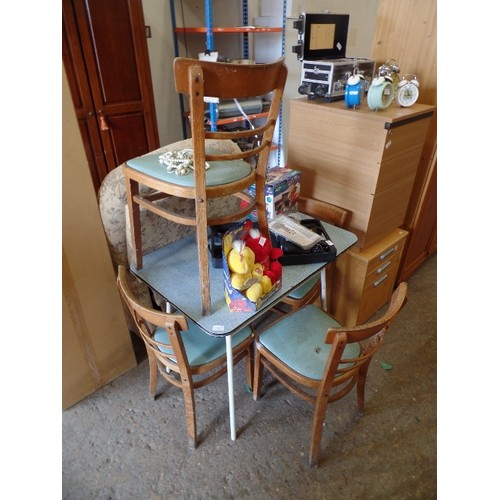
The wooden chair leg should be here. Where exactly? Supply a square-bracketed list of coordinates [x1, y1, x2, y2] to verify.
[181, 384, 197, 449]
[125, 177, 143, 269]
[146, 349, 158, 400]
[356, 362, 370, 417]
[309, 396, 329, 467]
[246, 345, 253, 390]
[253, 349, 264, 401]
[194, 199, 211, 315]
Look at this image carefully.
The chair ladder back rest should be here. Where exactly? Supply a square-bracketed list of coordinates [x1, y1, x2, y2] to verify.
[316, 330, 348, 396]
[116, 266, 192, 379]
[325, 283, 407, 343]
[188, 63, 208, 197]
[205, 122, 274, 147]
[174, 57, 287, 99]
[324, 282, 408, 363]
[274, 197, 349, 315]
[298, 197, 349, 228]
[322, 328, 384, 399]
[186, 64, 211, 300]
[384, 281, 409, 323]
[174, 57, 287, 241]
[362, 282, 408, 359]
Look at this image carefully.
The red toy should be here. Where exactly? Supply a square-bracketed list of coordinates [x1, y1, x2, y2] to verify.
[244, 225, 283, 284]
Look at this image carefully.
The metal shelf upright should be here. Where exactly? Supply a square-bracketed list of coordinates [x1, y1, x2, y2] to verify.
[169, 0, 287, 161]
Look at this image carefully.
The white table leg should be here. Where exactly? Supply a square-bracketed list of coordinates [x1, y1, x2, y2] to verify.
[321, 268, 327, 311]
[226, 335, 236, 441]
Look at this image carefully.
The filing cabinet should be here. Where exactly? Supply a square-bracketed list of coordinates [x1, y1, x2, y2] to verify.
[287, 99, 434, 249]
[331, 228, 408, 326]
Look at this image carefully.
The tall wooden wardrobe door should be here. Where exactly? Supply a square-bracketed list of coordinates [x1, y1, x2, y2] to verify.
[62, 0, 159, 193]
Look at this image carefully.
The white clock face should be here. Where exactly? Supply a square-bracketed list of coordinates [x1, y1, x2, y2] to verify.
[397, 82, 419, 107]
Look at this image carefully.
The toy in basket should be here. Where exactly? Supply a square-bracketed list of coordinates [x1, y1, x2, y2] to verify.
[223, 219, 283, 312]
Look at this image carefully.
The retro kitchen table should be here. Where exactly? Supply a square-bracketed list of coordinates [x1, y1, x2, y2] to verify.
[131, 217, 357, 441]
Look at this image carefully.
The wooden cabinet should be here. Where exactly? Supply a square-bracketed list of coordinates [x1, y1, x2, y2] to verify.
[287, 99, 434, 250]
[331, 228, 408, 326]
[62, 0, 159, 194]
[370, 0, 437, 281]
[398, 152, 436, 281]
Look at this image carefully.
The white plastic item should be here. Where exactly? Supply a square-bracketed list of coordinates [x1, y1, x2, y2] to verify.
[269, 215, 324, 250]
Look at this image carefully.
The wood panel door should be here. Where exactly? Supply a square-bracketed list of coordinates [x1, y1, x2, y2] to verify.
[62, 0, 159, 193]
[397, 151, 437, 281]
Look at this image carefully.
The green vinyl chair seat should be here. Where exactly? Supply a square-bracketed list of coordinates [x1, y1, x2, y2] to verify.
[258, 304, 361, 380]
[126, 151, 252, 188]
[287, 275, 321, 300]
[154, 320, 253, 368]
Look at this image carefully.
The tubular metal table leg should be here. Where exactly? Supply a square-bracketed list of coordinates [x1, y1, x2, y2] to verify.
[226, 335, 236, 441]
[321, 268, 327, 311]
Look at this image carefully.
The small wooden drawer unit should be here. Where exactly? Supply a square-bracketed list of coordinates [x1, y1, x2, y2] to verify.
[287, 99, 434, 249]
[331, 228, 408, 326]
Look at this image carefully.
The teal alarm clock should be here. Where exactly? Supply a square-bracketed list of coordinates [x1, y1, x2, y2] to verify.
[367, 76, 394, 111]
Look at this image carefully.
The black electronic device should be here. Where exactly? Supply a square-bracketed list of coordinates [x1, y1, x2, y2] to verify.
[270, 218, 337, 266]
[292, 13, 350, 62]
[292, 12, 375, 101]
[209, 223, 236, 268]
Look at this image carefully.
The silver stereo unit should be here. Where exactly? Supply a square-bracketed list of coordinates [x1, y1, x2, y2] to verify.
[206, 98, 263, 119]
[298, 58, 376, 101]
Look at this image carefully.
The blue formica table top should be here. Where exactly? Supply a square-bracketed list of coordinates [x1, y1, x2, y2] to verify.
[131, 217, 357, 337]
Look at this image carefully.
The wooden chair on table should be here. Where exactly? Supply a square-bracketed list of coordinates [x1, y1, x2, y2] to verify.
[273, 197, 348, 315]
[253, 282, 408, 467]
[116, 265, 253, 449]
[124, 57, 288, 315]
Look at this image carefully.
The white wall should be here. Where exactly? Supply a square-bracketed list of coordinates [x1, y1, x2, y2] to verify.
[142, 0, 184, 146]
[142, 0, 380, 155]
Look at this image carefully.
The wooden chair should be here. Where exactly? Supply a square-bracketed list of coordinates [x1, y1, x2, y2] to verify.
[116, 265, 254, 448]
[124, 57, 288, 315]
[253, 282, 408, 467]
[273, 197, 348, 314]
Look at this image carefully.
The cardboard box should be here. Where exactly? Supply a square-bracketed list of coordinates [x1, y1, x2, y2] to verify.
[223, 221, 282, 312]
[247, 167, 301, 221]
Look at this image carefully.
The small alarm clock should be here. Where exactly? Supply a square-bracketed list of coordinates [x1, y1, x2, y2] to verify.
[396, 74, 419, 107]
[367, 76, 394, 111]
[344, 73, 366, 108]
[377, 58, 400, 96]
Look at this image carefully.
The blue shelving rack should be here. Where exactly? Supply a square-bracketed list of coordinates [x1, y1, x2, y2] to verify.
[169, 0, 287, 161]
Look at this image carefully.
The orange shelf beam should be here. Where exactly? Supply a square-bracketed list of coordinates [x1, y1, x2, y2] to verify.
[183, 111, 270, 127]
[175, 26, 282, 34]
[208, 112, 269, 126]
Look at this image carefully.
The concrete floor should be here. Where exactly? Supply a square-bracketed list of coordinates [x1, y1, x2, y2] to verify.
[62, 253, 436, 499]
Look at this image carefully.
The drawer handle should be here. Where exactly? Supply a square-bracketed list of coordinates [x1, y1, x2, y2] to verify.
[373, 274, 388, 287]
[380, 245, 397, 260]
[377, 260, 392, 274]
